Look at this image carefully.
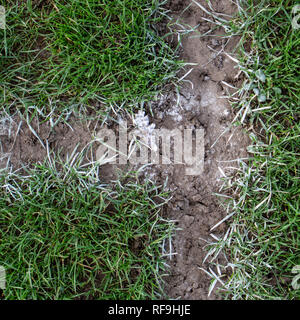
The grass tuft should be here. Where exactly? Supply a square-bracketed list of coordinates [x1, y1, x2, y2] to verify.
[0, 0, 184, 114]
[0, 155, 173, 299]
[200, 0, 300, 300]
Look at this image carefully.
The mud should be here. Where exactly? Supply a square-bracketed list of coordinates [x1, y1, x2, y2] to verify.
[0, 116, 92, 170]
[150, 0, 250, 299]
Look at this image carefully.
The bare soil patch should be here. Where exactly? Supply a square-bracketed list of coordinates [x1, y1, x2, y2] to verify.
[148, 0, 250, 299]
[0, 116, 92, 170]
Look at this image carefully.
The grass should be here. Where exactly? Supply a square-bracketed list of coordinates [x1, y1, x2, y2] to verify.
[0, 0, 180, 300]
[0, 152, 173, 299]
[1, 0, 298, 301]
[201, 0, 300, 299]
[0, 0, 183, 115]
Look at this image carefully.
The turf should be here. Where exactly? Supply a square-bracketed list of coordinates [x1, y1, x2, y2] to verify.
[0, 0, 183, 115]
[0, 155, 173, 299]
[1, 0, 298, 301]
[203, 0, 300, 300]
[0, 0, 179, 300]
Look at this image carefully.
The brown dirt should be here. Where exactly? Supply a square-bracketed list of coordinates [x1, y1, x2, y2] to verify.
[0, 116, 92, 170]
[147, 0, 250, 299]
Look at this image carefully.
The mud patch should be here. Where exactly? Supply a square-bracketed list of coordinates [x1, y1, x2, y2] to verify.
[156, 0, 250, 299]
[124, 0, 250, 299]
[0, 115, 92, 170]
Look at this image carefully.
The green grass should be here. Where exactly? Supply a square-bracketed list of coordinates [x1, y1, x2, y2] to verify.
[202, 0, 300, 299]
[0, 153, 173, 299]
[2, 0, 298, 301]
[0, 0, 180, 300]
[0, 0, 183, 115]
